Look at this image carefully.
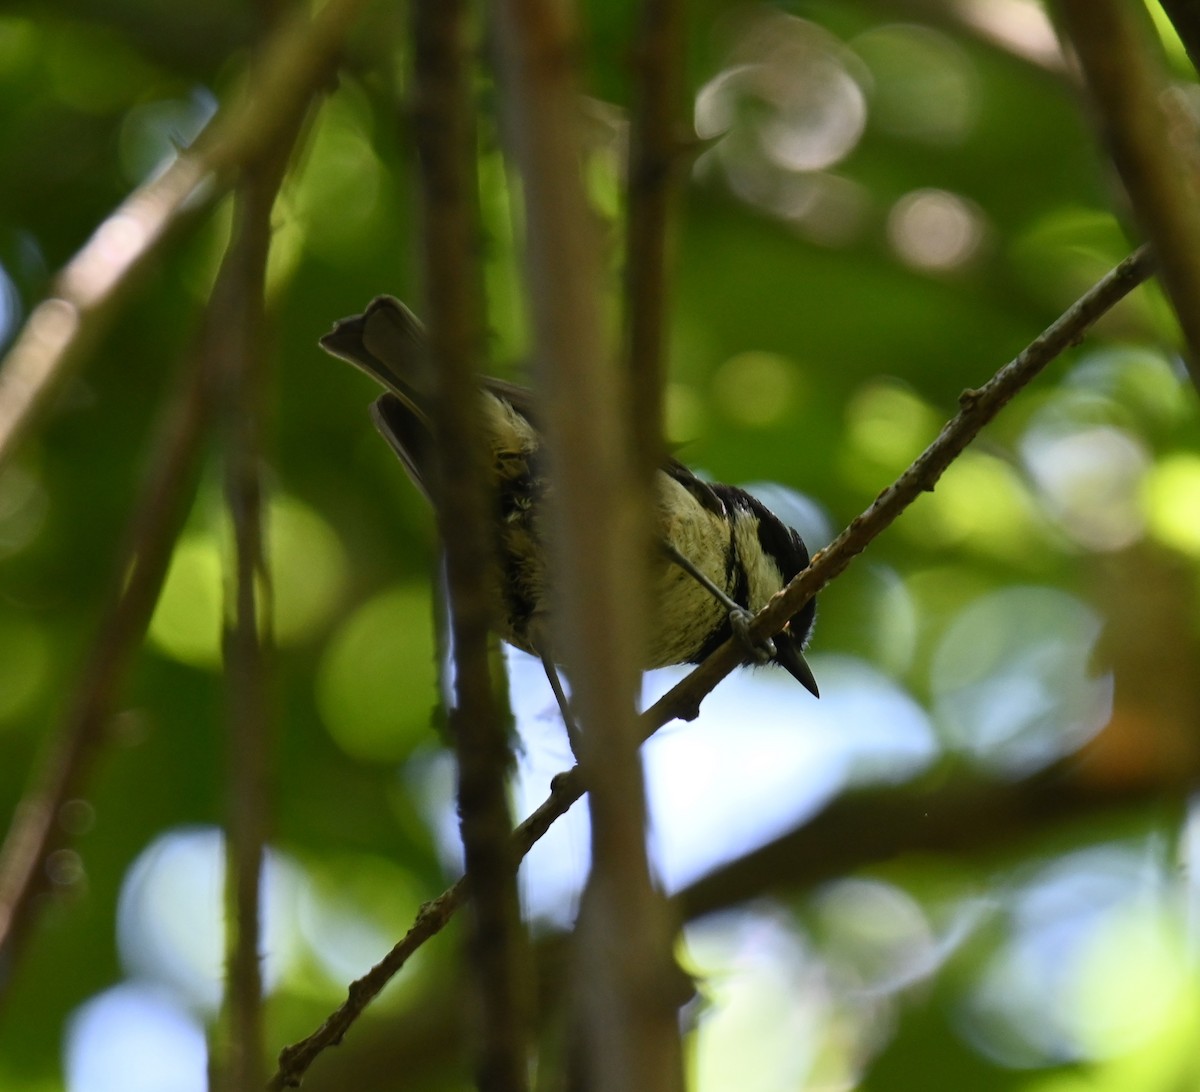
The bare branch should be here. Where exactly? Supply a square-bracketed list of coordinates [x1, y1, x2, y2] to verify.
[268, 244, 1155, 1085]
[623, 0, 687, 482]
[412, 0, 531, 1087]
[0, 0, 367, 471]
[268, 774, 587, 1089]
[1052, 0, 1200, 390]
[214, 54, 305, 1092]
[269, 878, 467, 1089]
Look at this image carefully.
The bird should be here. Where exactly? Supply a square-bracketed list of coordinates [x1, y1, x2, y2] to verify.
[320, 296, 819, 700]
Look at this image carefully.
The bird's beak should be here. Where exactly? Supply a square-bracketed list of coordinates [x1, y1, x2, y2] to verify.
[775, 631, 819, 698]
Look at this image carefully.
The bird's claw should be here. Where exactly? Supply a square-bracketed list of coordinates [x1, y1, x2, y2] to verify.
[730, 607, 775, 664]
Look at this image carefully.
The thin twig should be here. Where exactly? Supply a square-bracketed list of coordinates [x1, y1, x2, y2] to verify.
[214, 48, 304, 1089]
[1052, 0, 1200, 391]
[269, 247, 1154, 1087]
[0, 0, 367, 472]
[269, 879, 466, 1089]
[412, 0, 531, 1086]
[269, 773, 584, 1089]
[492, 0, 685, 1087]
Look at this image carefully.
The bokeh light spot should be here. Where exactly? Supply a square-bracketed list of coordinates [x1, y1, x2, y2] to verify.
[66, 984, 207, 1092]
[149, 495, 348, 668]
[316, 583, 439, 763]
[687, 911, 856, 1091]
[904, 451, 1045, 562]
[268, 495, 349, 644]
[853, 24, 978, 144]
[0, 261, 22, 352]
[287, 87, 386, 268]
[931, 586, 1110, 773]
[1143, 452, 1200, 557]
[148, 532, 222, 669]
[117, 827, 304, 1013]
[711, 351, 802, 428]
[843, 380, 939, 486]
[1021, 424, 1149, 551]
[695, 12, 869, 234]
[117, 90, 217, 184]
[887, 189, 986, 272]
[0, 615, 50, 726]
[295, 852, 428, 995]
[958, 846, 1188, 1071]
[664, 381, 706, 445]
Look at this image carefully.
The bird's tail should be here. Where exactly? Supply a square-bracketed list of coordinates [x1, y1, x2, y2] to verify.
[319, 296, 430, 421]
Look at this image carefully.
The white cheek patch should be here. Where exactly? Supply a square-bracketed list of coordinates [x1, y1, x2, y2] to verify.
[732, 510, 785, 612]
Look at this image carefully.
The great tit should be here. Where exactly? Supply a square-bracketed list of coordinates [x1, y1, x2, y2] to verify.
[320, 297, 818, 698]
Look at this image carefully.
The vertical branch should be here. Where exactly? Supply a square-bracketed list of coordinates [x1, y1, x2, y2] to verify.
[1053, 0, 1200, 390]
[212, 191, 275, 1092]
[412, 0, 531, 1088]
[490, 3, 684, 1090]
[623, 0, 686, 484]
[213, 9, 320, 1085]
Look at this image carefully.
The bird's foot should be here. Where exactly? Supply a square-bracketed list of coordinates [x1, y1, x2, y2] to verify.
[729, 607, 776, 664]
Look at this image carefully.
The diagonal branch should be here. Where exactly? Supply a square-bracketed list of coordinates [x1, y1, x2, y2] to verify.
[642, 244, 1156, 728]
[0, 321, 216, 982]
[269, 245, 1155, 1087]
[675, 764, 1168, 922]
[0, 0, 367, 472]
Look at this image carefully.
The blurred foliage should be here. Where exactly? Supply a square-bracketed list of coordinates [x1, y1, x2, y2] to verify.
[2, 1, 1200, 1090]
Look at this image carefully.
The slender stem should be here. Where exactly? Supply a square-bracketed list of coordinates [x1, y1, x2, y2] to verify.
[216, 206, 273, 1092]
[624, 0, 686, 484]
[214, 109, 297, 1092]
[412, 0, 531, 1087]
